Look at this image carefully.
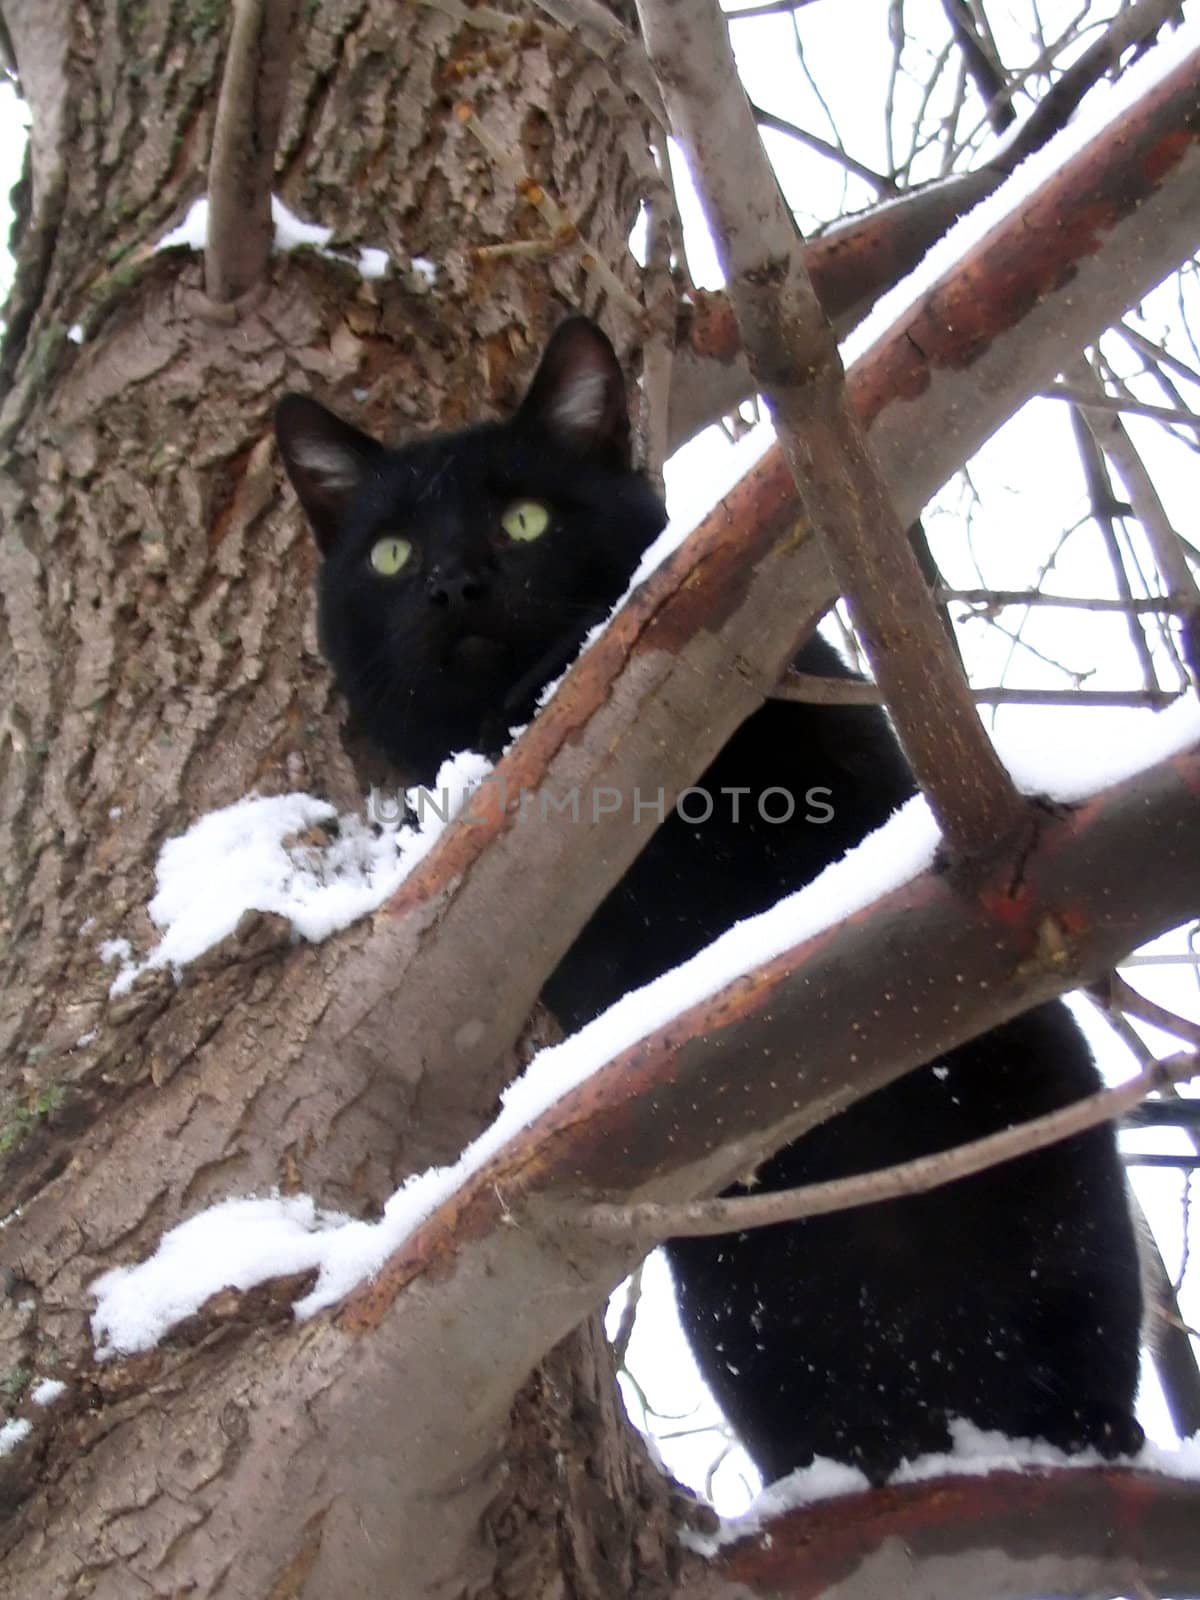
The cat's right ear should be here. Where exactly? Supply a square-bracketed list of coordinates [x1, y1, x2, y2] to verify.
[274, 394, 382, 553]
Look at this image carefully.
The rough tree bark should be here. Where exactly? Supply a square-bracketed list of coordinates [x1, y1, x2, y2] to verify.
[0, 1, 681, 1592]
[0, 2, 1197, 1597]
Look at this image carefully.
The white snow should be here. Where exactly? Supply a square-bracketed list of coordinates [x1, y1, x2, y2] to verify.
[0, 1418, 31, 1456]
[103, 752, 492, 998]
[154, 195, 393, 283]
[98, 937, 131, 968]
[841, 19, 1200, 370]
[410, 255, 438, 286]
[358, 247, 390, 280]
[156, 197, 210, 253]
[67, 323, 84, 345]
[92, 1195, 352, 1357]
[268, 196, 334, 253]
[684, 1419, 1200, 1553]
[29, 1378, 66, 1408]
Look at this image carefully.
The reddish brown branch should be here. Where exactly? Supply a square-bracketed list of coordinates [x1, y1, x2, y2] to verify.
[584, 1051, 1198, 1241]
[694, 1467, 1200, 1600]
[669, 0, 1184, 448]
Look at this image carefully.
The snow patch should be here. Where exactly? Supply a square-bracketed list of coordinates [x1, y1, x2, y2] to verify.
[103, 752, 492, 997]
[29, 1378, 66, 1408]
[154, 195, 394, 283]
[0, 1419, 31, 1457]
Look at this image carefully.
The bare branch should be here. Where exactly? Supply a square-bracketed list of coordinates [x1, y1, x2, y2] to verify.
[671, 0, 1190, 449]
[857, 43, 1200, 524]
[941, 0, 1016, 134]
[751, 102, 899, 196]
[584, 1052, 1197, 1243]
[941, 586, 1197, 615]
[1042, 382, 1200, 429]
[772, 670, 1186, 709]
[636, 0, 1029, 869]
[205, 0, 299, 303]
[995, 0, 1183, 169]
[1077, 361, 1200, 682]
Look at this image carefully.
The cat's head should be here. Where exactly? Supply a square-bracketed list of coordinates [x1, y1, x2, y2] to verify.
[276, 318, 667, 783]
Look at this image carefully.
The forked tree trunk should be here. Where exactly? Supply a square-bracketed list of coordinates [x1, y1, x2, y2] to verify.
[0, 1, 676, 1589]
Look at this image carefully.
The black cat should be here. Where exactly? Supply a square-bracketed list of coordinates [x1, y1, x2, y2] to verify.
[276, 316, 1144, 1487]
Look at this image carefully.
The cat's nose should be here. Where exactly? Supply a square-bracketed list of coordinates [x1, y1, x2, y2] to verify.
[427, 568, 487, 607]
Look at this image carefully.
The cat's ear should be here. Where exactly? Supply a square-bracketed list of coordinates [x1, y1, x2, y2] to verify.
[516, 317, 631, 465]
[275, 394, 382, 553]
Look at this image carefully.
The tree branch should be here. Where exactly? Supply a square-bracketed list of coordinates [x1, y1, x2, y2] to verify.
[636, 0, 1030, 868]
[773, 670, 1187, 709]
[5, 745, 1198, 1594]
[10, 37, 1200, 1285]
[205, 0, 299, 303]
[583, 1051, 1197, 1242]
[687, 1467, 1200, 1600]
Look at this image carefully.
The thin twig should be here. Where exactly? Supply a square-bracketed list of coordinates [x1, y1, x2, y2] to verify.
[941, 586, 1196, 615]
[1068, 383, 1163, 696]
[636, 0, 1030, 870]
[206, 0, 299, 303]
[771, 670, 1185, 710]
[995, 0, 1184, 171]
[751, 103, 899, 196]
[1042, 383, 1200, 429]
[1104, 973, 1200, 1050]
[609, 1263, 643, 1369]
[583, 1052, 1198, 1241]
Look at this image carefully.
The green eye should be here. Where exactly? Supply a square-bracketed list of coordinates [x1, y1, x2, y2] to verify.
[369, 536, 413, 576]
[501, 500, 550, 542]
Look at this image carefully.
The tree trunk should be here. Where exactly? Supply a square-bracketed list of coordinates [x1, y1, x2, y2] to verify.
[0, 1, 671, 1589]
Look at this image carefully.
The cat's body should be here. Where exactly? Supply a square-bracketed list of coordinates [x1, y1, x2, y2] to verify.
[277, 317, 1144, 1487]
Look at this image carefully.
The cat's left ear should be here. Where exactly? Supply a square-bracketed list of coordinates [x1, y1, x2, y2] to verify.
[516, 317, 631, 466]
[275, 394, 383, 553]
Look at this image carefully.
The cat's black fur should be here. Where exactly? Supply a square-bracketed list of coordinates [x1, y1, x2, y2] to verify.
[276, 317, 1144, 1487]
